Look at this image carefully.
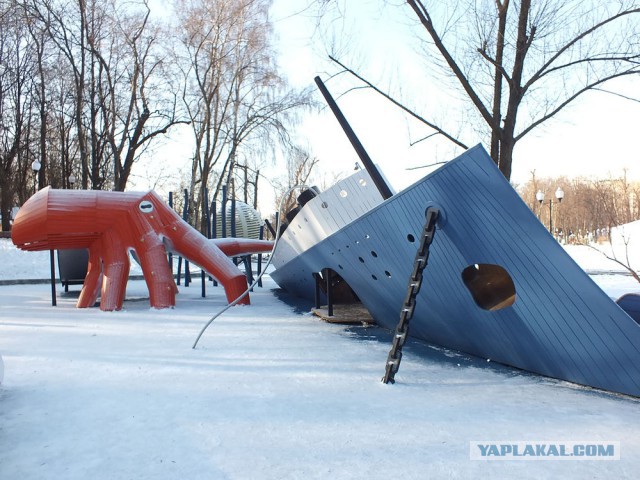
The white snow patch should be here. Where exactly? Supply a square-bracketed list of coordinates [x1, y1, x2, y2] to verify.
[1, 239, 640, 479]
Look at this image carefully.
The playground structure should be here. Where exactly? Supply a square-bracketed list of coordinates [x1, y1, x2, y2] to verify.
[11, 188, 272, 311]
[266, 77, 640, 397]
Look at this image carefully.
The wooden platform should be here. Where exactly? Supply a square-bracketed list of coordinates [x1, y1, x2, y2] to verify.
[312, 303, 375, 325]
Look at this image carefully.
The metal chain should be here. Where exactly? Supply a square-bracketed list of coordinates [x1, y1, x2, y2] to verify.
[382, 207, 440, 384]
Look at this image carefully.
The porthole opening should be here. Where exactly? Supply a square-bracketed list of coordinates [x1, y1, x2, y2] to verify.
[371, 251, 378, 258]
[407, 234, 415, 243]
[461, 263, 516, 311]
[358, 257, 365, 263]
[139, 200, 154, 213]
[385, 270, 391, 278]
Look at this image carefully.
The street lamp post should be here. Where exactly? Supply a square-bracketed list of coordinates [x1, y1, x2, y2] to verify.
[29, 159, 57, 306]
[31, 160, 41, 193]
[536, 187, 565, 238]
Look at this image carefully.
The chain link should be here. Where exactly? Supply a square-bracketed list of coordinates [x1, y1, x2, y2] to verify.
[382, 207, 440, 384]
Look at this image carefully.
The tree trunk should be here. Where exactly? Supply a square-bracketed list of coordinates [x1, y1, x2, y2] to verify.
[1, 176, 13, 231]
[490, 0, 509, 165]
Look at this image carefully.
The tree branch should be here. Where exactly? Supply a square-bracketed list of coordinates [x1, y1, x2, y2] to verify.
[515, 69, 640, 142]
[406, 0, 494, 127]
[592, 87, 640, 104]
[328, 55, 468, 150]
[583, 243, 640, 284]
[477, 47, 511, 84]
[529, 53, 640, 86]
[524, 7, 640, 92]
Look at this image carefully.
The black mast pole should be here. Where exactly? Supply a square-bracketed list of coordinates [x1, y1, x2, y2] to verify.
[314, 76, 393, 200]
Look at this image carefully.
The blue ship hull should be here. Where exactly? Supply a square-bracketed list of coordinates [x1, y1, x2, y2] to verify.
[271, 145, 640, 397]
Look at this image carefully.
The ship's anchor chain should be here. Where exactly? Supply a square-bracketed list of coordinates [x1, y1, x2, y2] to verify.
[382, 207, 440, 384]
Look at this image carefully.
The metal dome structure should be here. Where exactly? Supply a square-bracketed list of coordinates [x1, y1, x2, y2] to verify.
[215, 200, 263, 239]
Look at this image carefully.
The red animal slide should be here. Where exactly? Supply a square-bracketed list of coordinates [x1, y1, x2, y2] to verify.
[11, 188, 273, 311]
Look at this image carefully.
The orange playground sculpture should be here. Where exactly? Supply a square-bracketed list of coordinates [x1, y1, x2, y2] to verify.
[11, 187, 273, 311]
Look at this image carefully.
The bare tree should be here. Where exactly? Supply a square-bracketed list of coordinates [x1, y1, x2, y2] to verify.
[584, 230, 640, 283]
[23, 0, 182, 192]
[0, 1, 37, 230]
[48, 50, 79, 189]
[274, 145, 320, 219]
[91, 0, 188, 191]
[518, 172, 640, 243]
[176, 0, 310, 231]
[327, 1, 640, 180]
[413, 0, 640, 179]
[28, 0, 96, 187]
[3, 0, 312, 230]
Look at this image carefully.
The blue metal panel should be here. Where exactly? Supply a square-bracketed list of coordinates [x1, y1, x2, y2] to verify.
[617, 293, 640, 325]
[271, 145, 640, 396]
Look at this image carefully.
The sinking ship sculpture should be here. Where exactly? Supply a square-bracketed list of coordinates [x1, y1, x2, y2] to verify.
[270, 78, 640, 397]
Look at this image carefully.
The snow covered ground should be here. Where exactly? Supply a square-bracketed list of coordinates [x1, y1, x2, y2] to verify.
[1, 238, 640, 479]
